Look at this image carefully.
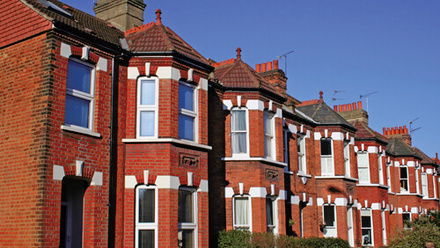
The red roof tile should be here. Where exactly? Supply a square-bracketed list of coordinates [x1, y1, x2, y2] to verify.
[351, 120, 388, 143]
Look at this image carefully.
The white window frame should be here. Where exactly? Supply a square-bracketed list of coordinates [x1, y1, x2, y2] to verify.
[323, 204, 337, 238]
[231, 108, 250, 157]
[135, 185, 158, 248]
[64, 58, 96, 132]
[136, 77, 159, 139]
[400, 166, 409, 193]
[421, 172, 428, 197]
[343, 141, 351, 177]
[402, 212, 411, 229]
[347, 206, 354, 247]
[415, 167, 420, 194]
[266, 197, 278, 234]
[381, 210, 387, 246]
[387, 162, 392, 192]
[361, 209, 374, 246]
[297, 134, 307, 174]
[283, 128, 290, 172]
[264, 111, 276, 160]
[320, 138, 334, 176]
[178, 187, 198, 248]
[357, 152, 370, 184]
[233, 195, 252, 231]
[178, 81, 198, 142]
[378, 153, 384, 185]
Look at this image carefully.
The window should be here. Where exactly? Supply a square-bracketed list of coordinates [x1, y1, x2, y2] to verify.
[178, 188, 197, 248]
[387, 162, 392, 192]
[400, 167, 409, 192]
[64, 58, 95, 130]
[297, 134, 306, 174]
[378, 153, 384, 185]
[264, 111, 275, 159]
[421, 173, 428, 197]
[136, 186, 158, 248]
[415, 168, 420, 194]
[266, 197, 278, 234]
[361, 209, 373, 246]
[233, 196, 251, 231]
[344, 141, 350, 177]
[231, 109, 248, 155]
[320, 138, 334, 176]
[381, 210, 387, 246]
[323, 205, 337, 237]
[357, 152, 370, 184]
[402, 213, 411, 229]
[137, 77, 158, 138]
[60, 178, 88, 248]
[347, 206, 354, 247]
[283, 128, 290, 172]
[179, 82, 197, 141]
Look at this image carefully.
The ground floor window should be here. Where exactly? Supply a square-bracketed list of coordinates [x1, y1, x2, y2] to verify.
[136, 186, 158, 248]
[361, 209, 373, 246]
[233, 195, 251, 230]
[266, 197, 278, 234]
[402, 213, 411, 229]
[178, 187, 197, 248]
[323, 205, 337, 237]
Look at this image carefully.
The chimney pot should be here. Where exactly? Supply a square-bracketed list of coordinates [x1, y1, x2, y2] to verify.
[268, 62, 273, 71]
[262, 63, 267, 72]
[348, 104, 352, 111]
[333, 105, 338, 112]
[404, 125, 408, 134]
[358, 101, 362, 109]
[339, 105, 343, 112]
[352, 102, 357, 110]
[383, 127, 386, 135]
[343, 104, 347, 112]
[273, 60, 279, 69]
[256, 64, 261, 72]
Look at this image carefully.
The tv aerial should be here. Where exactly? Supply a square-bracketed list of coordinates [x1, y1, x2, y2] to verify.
[277, 50, 294, 76]
[332, 90, 345, 102]
[409, 117, 421, 138]
[360, 91, 378, 113]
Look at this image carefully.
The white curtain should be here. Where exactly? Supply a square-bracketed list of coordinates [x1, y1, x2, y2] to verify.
[234, 198, 249, 226]
[231, 110, 247, 154]
[357, 153, 369, 183]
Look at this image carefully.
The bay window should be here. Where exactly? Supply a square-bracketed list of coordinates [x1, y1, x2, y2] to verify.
[320, 138, 334, 176]
[137, 77, 158, 138]
[179, 82, 197, 141]
[357, 152, 370, 184]
[178, 187, 197, 248]
[400, 166, 409, 192]
[264, 111, 275, 159]
[233, 195, 251, 230]
[136, 186, 158, 248]
[361, 209, 373, 246]
[323, 205, 337, 237]
[231, 109, 248, 155]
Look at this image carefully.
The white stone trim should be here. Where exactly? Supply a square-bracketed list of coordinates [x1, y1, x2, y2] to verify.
[411, 207, 419, 214]
[97, 57, 108, 71]
[61, 125, 101, 138]
[125, 175, 137, 188]
[122, 138, 212, 150]
[60, 42, 71, 58]
[246, 99, 264, 111]
[75, 160, 83, 176]
[188, 68, 194, 81]
[278, 190, 287, 200]
[199, 78, 208, 91]
[223, 100, 233, 110]
[225, 187, 235, 198]
[222, 157, 287, 167]
[155, 175, 180, 189]
[288, 124, 297, 133]
[407, 161, 416, 167]
[426, 169, 434, 174]
[275, 108, 282, 118]
[127, 67, 140, 79]
[53, 165, 65, 180]
[156, 66, 181, 80]
[187, 172, 193, 186]
[145, 62, 151, 77]
[91, 171, 103, 186]
[371, 203, 381, 210]
[249, 187, 267, 198]
[317, 198, 324, 206]
[331, 132, 344, 141]
[291, 195, 300, 205]
[314, 132, 322, 140]
[367, 146, 378, 153]
[198, 180, 209, 192]
[335, 198, 347, 206]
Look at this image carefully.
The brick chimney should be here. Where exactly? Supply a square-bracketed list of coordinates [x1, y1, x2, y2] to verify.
[383, 126, 412, 147]
[94, 0, 146, 32]
[333, 101, 369, 124]
[256, 60, 287, 96]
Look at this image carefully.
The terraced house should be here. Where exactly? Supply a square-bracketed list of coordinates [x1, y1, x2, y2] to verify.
[0, 0, 438, 247]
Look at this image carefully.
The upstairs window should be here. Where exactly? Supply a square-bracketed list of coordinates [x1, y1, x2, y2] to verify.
[233, 195, 251, 231]
[231, 109, 248, 155]
[378, 153, 384, 185]
[297, 134, 306, 174]
[64, 58, 95, 130]
[343, 141, 350, 177]
[421, 173, 428, 197]
[320, 138, 334, 176]
[179, 82, 197, 141]
[283, 128, 290, 168]
[178, 187, 197, 248]
[136, 186, 157, 248]
[264, 112, 275, 159]
[357, 152, 370, 184]
[387, 162, 392, 192]
[137, 77, 158, 138]
[400, 166, 409, 192]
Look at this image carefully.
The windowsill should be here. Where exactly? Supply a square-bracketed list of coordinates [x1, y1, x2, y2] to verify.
[356, 183, 390, 189]
[61, 125, 101, 138]
[222, 157, 287, 167]
[122, 138, 212, 150]
[297, 173, 312, 178]
[396, 192, 423, 197]
[315, 176, 358, 182]
[422, 197, 439, 201]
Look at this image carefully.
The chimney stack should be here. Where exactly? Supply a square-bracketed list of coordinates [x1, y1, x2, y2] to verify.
[256, 59, 287, 96]
[383, 125, 412, 147]
[334, 101, 369, 124]
[94, 0, 146, 32]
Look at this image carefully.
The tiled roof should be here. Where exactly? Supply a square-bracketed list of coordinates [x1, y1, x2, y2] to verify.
[296, 100, 355, 128]
[412, 147, 438, 166]
[386, 137, 421, 159]
[351, 120, 388, 144]
[212, 53, 280, 95]
[21, 0, 124, 47]
[125, 12, 209, 65]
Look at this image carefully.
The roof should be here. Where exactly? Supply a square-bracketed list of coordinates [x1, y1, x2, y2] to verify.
[386, 137, 421, 159]
[351, 120, 388, 144]
[412, 147, 438, 167]
[211, 48, 281, 96]
[21, 0, 124, 48]
[125, 10, 210, 65]
[296, 98, 355, 129]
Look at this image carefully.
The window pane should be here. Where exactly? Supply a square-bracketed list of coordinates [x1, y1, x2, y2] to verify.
[140, 79, 156, 105]
[178, 189, 193, 223]
[232, 133, 247, 154]
[324, 205, 335, 227]
[139, 230, 154, 248]
[140, 111, 155, 137]
[297, 137, 302, 153]
[265, 136, 272, 157]
[266, 198, 273, 226]
[178, 114, 194, 141]
[264, 112, 273, 135]
[231, 110, 246, 131]
[361, 215, 371, 228]
[321, 139, 332, 155]
[67, 60, 91, 93]
[179, 230, 193, 248]
[139, 189, 155, 223]
[400, 167, 408, 178]
[362, 229, 372, 245]
[234, 198, 249, 225]
[179, 84, 194, 111]
[65, 95, 90, 128]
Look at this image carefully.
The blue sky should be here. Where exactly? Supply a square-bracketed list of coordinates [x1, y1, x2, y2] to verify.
[64, 0, 440, 158]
